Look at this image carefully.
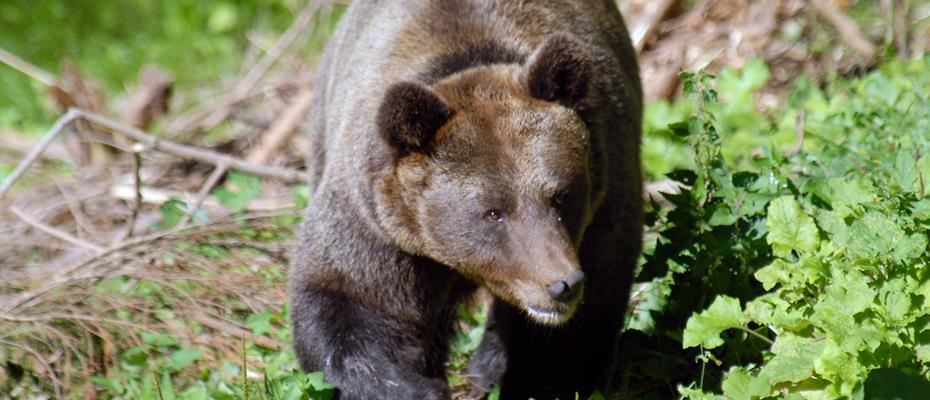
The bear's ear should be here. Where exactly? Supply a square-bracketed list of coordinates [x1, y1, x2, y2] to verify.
[523, 33, 592, 108]
[378, 81, 453, 153]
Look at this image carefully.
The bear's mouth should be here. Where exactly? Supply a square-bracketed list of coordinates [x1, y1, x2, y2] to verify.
[525, 301, 578, 325]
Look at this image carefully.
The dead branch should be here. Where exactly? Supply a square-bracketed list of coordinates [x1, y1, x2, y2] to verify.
[122, 66, 173, 130]
[0, 130, 71, 162]
[1, 209, 295, 316]
[179, 163, 229, 228]
[632, 0, 679, 53]
[0, 339, 63, 398]
[0, 109, 81, 197]
[645, 180, 687, 208]
[246, 88, 314, 165]
[120, 144, 146, 241]
[190, 312, 285, 350]
[108, 183, 294, 211]
[0, 47, 57, 86]
[0, 110, 306, 199]
[79, 109, 306, 181]
[167, 0, 324, 136]
[810, 0, 878, 58]
[9, 206, 104, 253]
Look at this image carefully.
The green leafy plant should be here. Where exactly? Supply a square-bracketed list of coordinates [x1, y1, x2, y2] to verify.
[625, 55, 930, 399]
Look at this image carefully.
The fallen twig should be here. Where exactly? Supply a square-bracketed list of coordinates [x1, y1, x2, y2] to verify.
[2, 108, 308, 199]
[0, 339, 63, 398]
[0, 47, 57, 86]
[122, 66, 173, 130]
[167, 0, 324, 136]
[1, 109, 306, 198]
[246, 88, 314, 165]
[1, 209, 295, 315]
[190, 312, 285, 350]
[178, 163, 228, 228]
[78, 109, 307, 181]
[632, 0, 679, 53]
[120, 143, 146, 241]
[0, 109, 81, 197]
[0, 130, 71, 162]
[9, 206, 104, 253]
[810, 1, 878, 58]
[109, 183, 294, 211]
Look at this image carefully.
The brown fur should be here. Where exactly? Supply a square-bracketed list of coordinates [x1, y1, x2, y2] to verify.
[290, 1, 642, 398]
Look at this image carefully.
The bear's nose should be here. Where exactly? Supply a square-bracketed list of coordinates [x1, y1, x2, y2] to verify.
[545, 270, 586, 302]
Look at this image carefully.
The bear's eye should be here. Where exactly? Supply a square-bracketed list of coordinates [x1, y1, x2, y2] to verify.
[485, 209, 504, 222]
[551, 191, 568, 206]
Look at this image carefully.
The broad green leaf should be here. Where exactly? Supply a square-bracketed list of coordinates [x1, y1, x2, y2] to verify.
[814, 339, 861, 390]
[759, 334, 826, 384]
[159, 371, 177, 400]
[880, 278, 913, 324]
[828, 178, 875, 211]
[91, 376, 125, 394]
[916, 344, 930, 364]
[708, 204, 737, 226]
[293, 185, 311, 209]
[892, 151, 919, 193]
[754, 259, 792, 290]
[830, 271, 876, 316]
[168, 347, 202, 371]
[847, 212, 905, 260]
[816, 209, 850, 248]
[683, 296, 748, 349]
[911, 199, 930, 221]
[766, 196, 819, 257]
[893, 234, 927, 262]
[721, 367, 770, 400]
[718, 58, 770, 98]
[180, 383, 209, 400]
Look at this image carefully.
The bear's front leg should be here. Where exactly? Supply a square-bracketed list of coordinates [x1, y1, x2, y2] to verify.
[291, 287, 451, 400]
[469, 300, 623, 400]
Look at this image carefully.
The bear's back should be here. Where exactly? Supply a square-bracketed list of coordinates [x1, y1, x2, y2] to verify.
[305, 0, 639, 195]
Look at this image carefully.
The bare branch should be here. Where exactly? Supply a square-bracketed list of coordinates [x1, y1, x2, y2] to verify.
[0, 109, 80, 198]
[119, 143, 146, 241]
[179, 163, 228, 228]
[631, 0, 679, 53]
[76, 109, 307, 181]
[167, 0, 325, 135]
[247, 88, 314, 165]
[190, 312, 285, 350]
[0, 47, 57, 86]
[109, 183, 294, 211]
[9, 206, 105, 253]
[810, 1, 878, 58]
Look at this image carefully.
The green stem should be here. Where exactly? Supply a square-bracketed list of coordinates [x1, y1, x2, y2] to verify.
[739, 326, 775, 345]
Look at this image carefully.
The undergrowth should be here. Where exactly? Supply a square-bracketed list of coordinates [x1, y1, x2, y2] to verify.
[623, 55, 930, 399]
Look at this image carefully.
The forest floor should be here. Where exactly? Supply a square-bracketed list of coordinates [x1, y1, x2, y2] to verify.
[1, 1, 929, 398]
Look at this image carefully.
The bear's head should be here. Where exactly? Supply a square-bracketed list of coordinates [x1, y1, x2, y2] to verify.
[377, 33, 596, 325]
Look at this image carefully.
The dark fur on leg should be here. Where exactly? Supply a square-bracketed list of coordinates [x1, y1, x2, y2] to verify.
[291, 287, 453, 399]
[469, 301, 624, 400]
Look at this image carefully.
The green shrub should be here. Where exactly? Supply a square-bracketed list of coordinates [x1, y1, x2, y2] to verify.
[626, 56, 930, 399]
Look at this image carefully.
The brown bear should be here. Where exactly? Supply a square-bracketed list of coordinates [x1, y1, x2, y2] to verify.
[289, 0, 642, 399]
